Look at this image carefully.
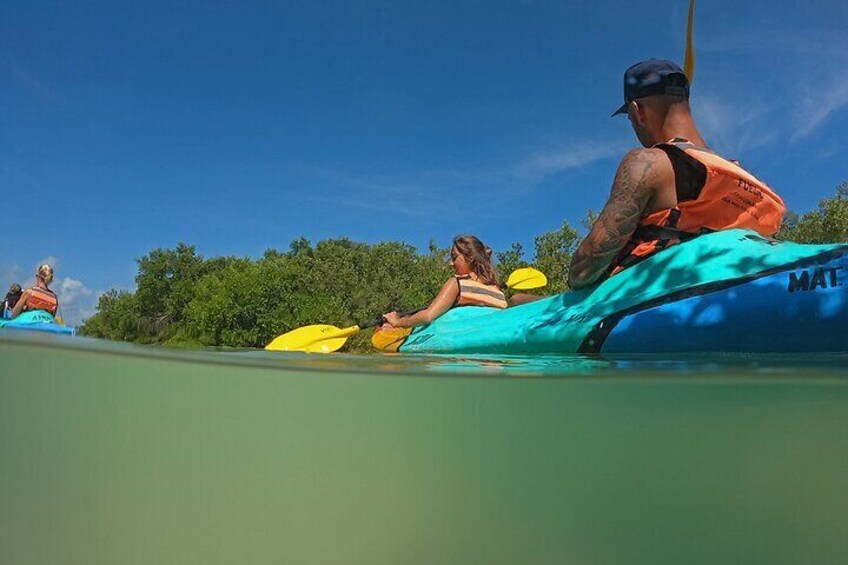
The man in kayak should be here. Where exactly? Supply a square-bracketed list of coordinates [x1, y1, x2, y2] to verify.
[567, 59, 785, 289]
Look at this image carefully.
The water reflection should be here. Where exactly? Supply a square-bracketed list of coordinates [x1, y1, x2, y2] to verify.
[2, 330, 847, 379]
[240, 350, 848, 379]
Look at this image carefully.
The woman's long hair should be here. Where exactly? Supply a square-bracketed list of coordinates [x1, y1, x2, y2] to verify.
[452, 235, 499, 287]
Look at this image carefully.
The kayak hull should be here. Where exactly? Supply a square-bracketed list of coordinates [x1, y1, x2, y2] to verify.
[603, 251, 847, 353]
[0, 310, 75, 335]
[377, 230, 848, 354]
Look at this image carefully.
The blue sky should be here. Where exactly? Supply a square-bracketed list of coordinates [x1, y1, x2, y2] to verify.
[2, 0, 847, 324]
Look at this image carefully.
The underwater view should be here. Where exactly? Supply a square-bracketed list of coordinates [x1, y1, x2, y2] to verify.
[2, 331, 848, 564]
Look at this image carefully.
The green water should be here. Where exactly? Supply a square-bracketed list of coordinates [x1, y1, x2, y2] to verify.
[2, 332, 847, 564]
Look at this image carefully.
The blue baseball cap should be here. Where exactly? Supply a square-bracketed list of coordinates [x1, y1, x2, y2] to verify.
[612, 59, 690, 117]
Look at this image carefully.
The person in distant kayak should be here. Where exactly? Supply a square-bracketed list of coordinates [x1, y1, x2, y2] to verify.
[2, 283, 22, 318]
[11, 264, 59, 318]
[382, 235, 508, 329]
[568, 59, 785, 289]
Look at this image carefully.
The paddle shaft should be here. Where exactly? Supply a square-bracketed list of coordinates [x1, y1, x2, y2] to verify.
[359, 307, 424, 330]
[291, 308, 423, 351]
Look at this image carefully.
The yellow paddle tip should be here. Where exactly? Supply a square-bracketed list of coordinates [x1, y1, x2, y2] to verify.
[506, 267, 548, 290]
[265, 324, 349, 353]
[371, 327, 413, 352]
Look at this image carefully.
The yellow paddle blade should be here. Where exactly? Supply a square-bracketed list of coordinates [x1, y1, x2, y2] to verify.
[55, 315, 65, 326]
[684, 0, 696, 83]
[506, 267, 548, 290]
[265, 324, 358, 353]
[371, 327, 413, 353]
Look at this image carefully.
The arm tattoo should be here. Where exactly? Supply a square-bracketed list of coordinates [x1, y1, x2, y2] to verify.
[568, 149, 662, 289]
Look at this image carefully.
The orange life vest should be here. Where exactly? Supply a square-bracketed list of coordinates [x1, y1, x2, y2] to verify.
[455, 275, 508, 309]
[25, 287, 59, 316]
[610, 139, 785, 275]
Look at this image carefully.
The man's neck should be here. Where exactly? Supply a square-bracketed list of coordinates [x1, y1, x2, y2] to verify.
[655, 110, 706, 147]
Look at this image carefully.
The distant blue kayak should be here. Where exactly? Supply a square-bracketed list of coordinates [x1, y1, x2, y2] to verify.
[375, 230, 848, 354]
[0, 310, 75, 335]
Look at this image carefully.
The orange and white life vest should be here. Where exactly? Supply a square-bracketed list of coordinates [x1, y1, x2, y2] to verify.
[25, 287, 59, 316]
[610, 139, 785, 275]
[455, 275, 508, 309]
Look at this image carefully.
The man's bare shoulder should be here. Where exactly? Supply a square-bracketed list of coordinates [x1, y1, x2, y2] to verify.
[612, 147, 675, 204]
[615, 147, 672, 179]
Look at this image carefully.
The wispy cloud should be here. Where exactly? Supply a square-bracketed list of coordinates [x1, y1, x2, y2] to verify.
[303, 137, 624, 221]
[699, 29, 848, 59]
[513, 140, 629, 182]
[793, 75, 848, 141]
[2, 51, 64, 104]
[697, 27, 848, 143]
[2, 50, 89, 124]
[303, 168, 487, 221]
[817, 143, 840, 162]
[694, 91, 778, 156]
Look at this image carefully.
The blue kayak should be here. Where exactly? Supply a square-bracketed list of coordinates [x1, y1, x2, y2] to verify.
[0, 310, 75, 335]
[375, 229, 848, 354]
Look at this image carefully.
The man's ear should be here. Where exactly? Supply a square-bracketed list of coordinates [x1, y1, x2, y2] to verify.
[629, 100, 646, 124]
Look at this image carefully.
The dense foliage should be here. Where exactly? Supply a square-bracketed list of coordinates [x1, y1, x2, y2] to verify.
[81, 224, 577, 350]
[82, 183, 848, 351]
[776, 182, 848, 244]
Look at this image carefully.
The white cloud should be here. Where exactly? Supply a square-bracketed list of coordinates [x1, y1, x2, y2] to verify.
[55, 277, 97, 326]
[57, 277, 93, 305]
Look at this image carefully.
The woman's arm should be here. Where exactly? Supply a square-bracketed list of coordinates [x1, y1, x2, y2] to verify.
[383, 278, 460, 328]
[10, 290, 31, 318]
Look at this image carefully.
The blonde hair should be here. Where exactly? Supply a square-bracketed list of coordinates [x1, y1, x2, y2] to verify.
[36, 264, 54, 285]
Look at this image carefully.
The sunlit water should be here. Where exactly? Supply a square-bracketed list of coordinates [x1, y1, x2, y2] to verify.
[2, 330, 847, 564]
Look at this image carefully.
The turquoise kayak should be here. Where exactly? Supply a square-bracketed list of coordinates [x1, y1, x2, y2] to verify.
[376, 229, 848, 354]
[0, 310, 75, 335]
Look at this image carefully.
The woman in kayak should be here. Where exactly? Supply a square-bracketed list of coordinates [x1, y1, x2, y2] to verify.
[382, 235, 508, 328]
[11, 264, 59, 318]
